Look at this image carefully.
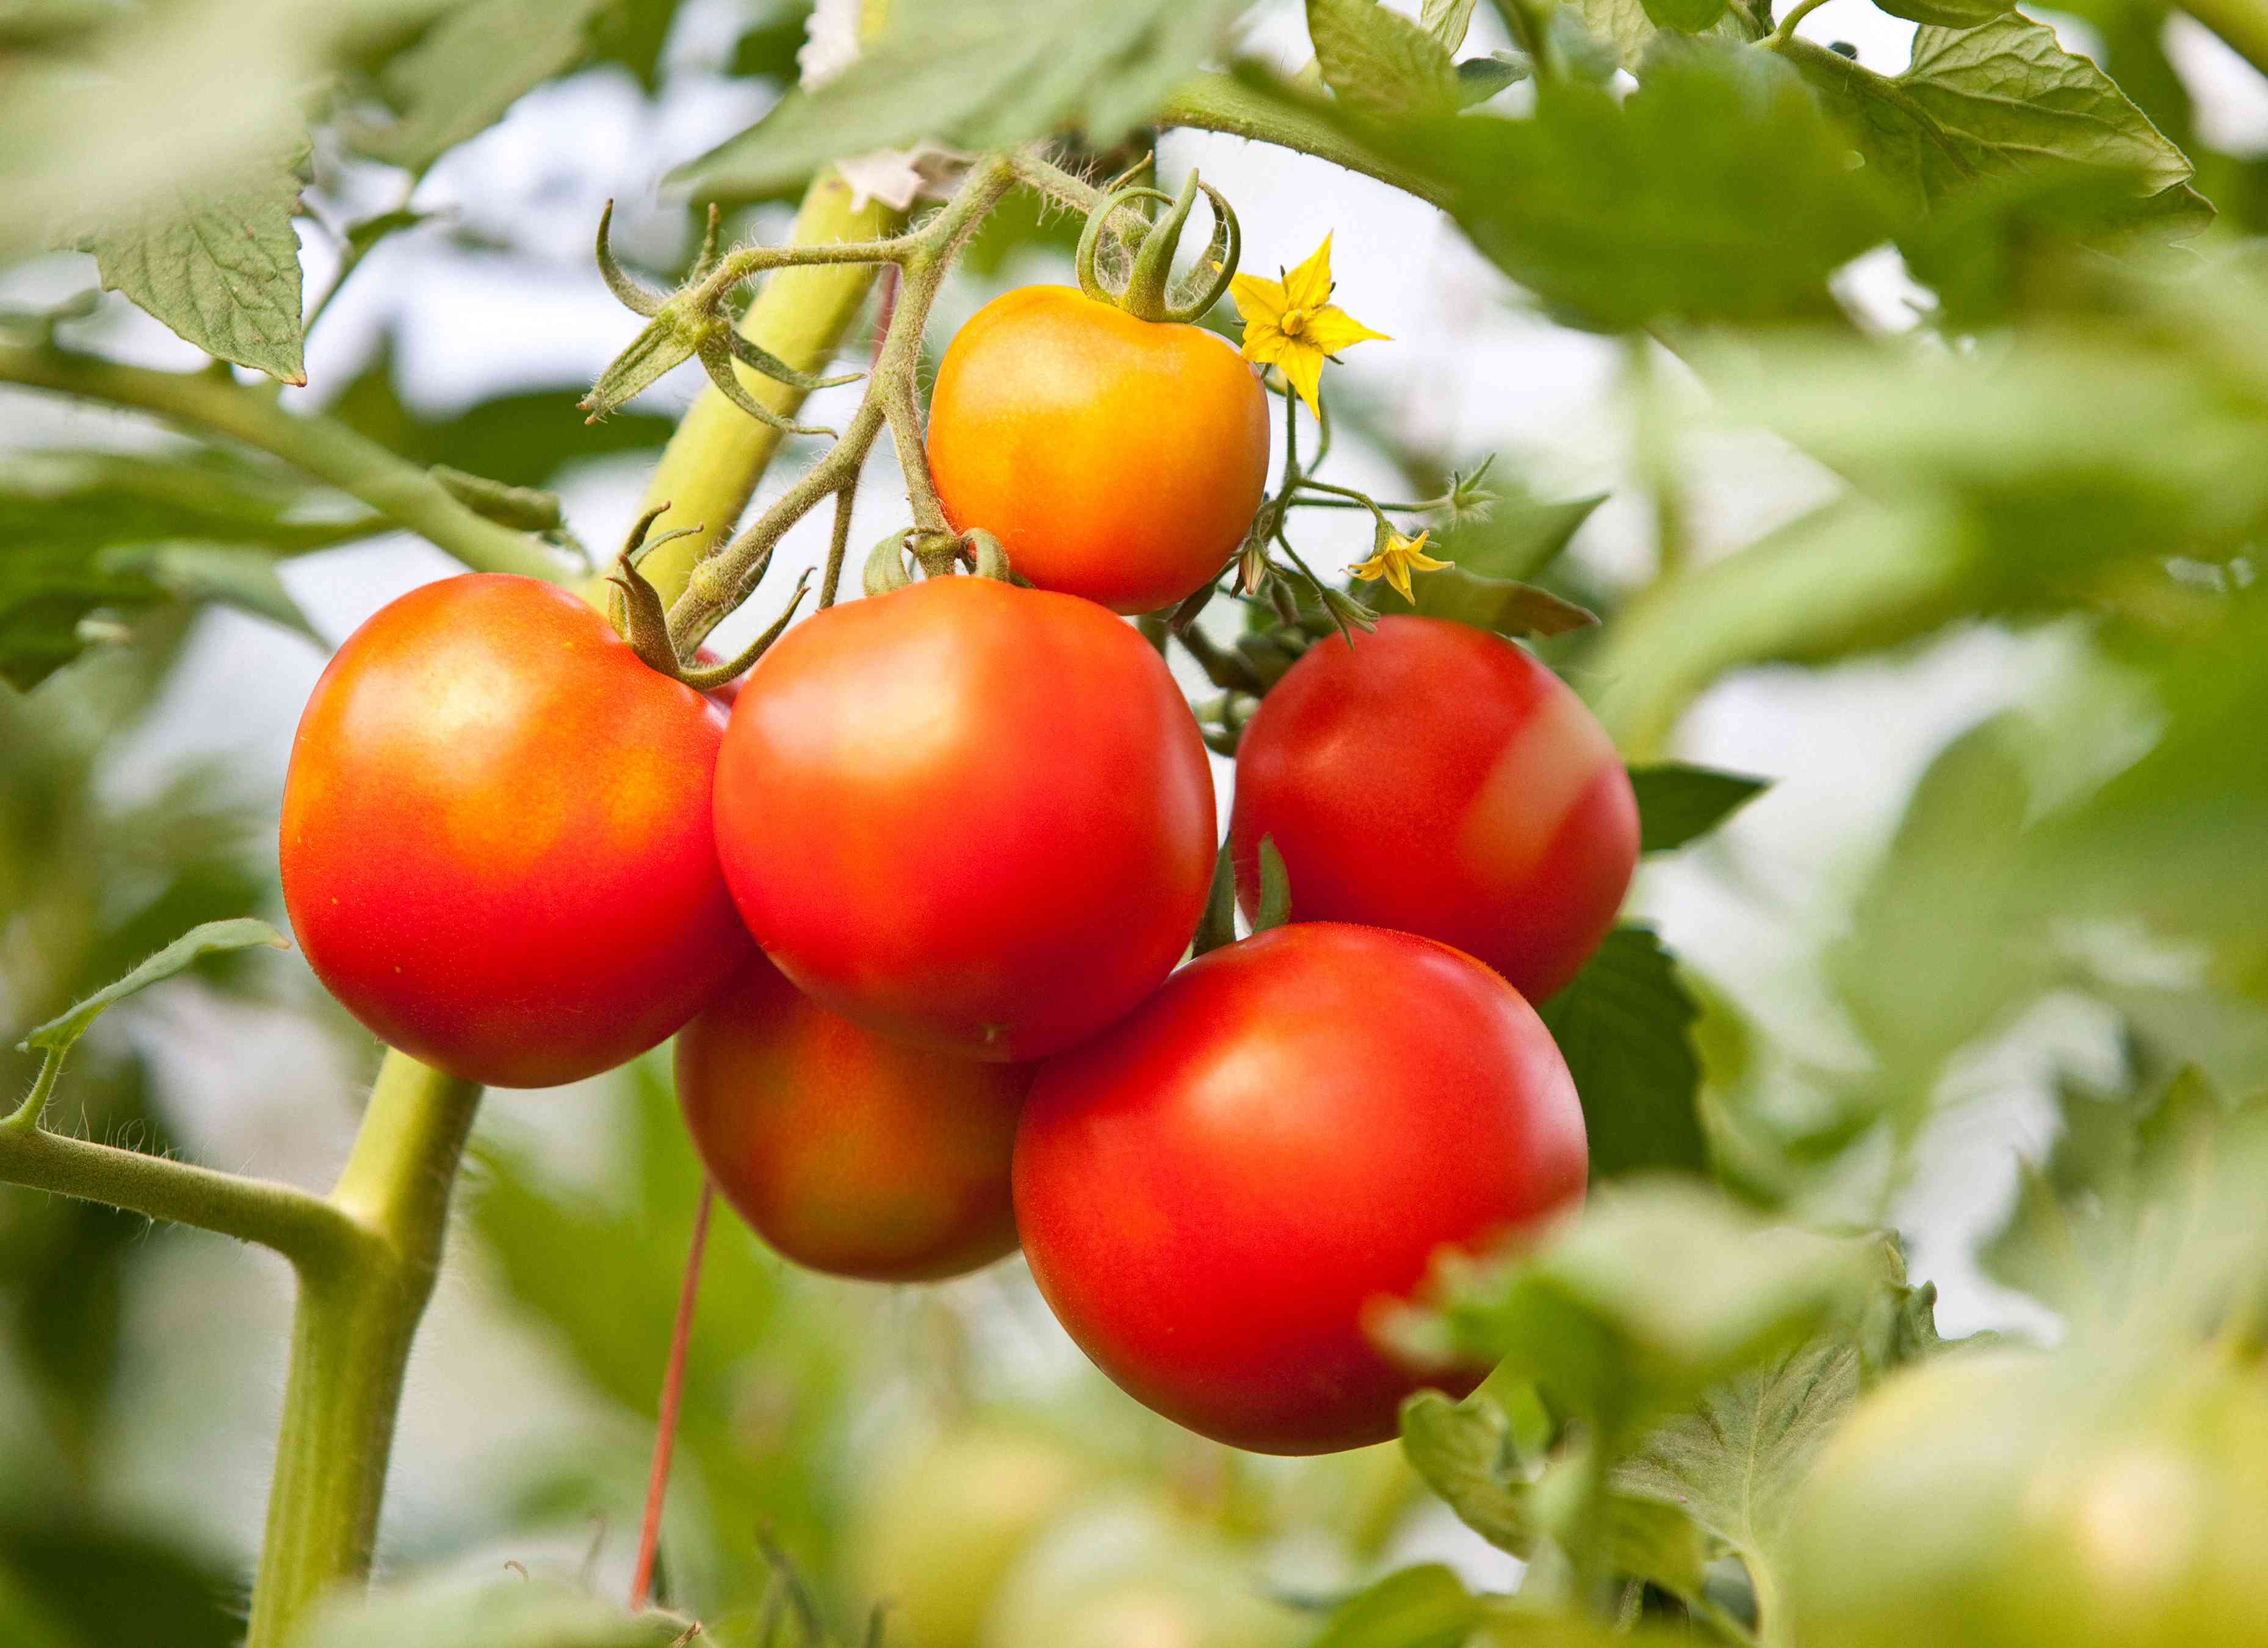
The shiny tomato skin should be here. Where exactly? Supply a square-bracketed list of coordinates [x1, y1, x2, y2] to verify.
[280, 574, 750, 1088]
[676, 959, 1029, 1281]
[926, 286, 1271, 616]
[1013, 922, 1587, 1455]
[1229, 616, 1637, 1003]
[713, 576, 1216, 1063]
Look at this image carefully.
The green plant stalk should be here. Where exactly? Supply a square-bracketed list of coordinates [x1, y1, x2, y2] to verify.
[2181, 0, 2268, 76]
[0, 340, 561, 580]
[245, 1056, 483, 1648]
[1158, 74, 1450, 208]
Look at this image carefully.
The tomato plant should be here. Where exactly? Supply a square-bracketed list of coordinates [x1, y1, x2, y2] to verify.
[712, 574, 1215, 1061]
[927, 286, 1270, 615]
[280, 574, 749, 1089]
[1229, 615, 1638, 1003]
[1014, 922, 1587, 1455]
[675, 957, 1028, 1282]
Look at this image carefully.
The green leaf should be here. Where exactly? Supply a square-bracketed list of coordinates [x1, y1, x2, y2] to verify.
[1, 547, 167, 692]
[298, 1574, 686, 1648]
[1537, 927, 1707, 1179]
[1785, 15, 2208, 233]
[1562, 0, 1750, 71]
[352, 0, 612, 172]
[68, 139, 308, 383]
[1869, 0, 2010, 27]
[1434, 486, 1605, 584]
[673, 0, 1249, 200]
[1640, 0, 1728, 36]
[0, 450, 370, 554]
[1370, 37, 1896, 329]
[1629, 762, 1768, 854]
[17, 918, 286, 1055]
[1396, 1182, 1880, 1432]
[1399, 1390, 1710, 1597]
[1421, 0, 1481, 49]
[1309, 0, 1462, 119]
[1252, 836, 1293, 932]
[1309, 1563, 1481, 1648]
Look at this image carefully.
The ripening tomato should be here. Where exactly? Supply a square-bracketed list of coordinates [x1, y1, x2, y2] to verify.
[926, 287, 1271, 615]
[676, 958, 1029, 1281]
[1229, 615, 1637, 1003]
[713, 575, 1216, 1062]
[280, 574, 749, 1088]
[1786, 1348, 2268, 1648]
[1014, 922, 1587, 1455]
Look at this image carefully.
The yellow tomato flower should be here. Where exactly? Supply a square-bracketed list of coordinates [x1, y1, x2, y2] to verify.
[1230, 234, 1389, 416]
[1348, 527, 1451, 602]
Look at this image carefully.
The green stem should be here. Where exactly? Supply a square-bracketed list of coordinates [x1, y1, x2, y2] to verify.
[0, 341, 563, 582]
[244, 1053, 482, 1648]
[1158, 75, 1451, 208]
[1768, 0, 1832, 44]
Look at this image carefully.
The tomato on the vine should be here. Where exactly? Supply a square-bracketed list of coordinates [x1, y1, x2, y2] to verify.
[1229, 615, 1637, 1003]
[280, 574, 749, 1089]
[1013, 922, 1587, 1455]
[926, 287, 1271, 616]
[676, 958, 1028, 1282]
[712, 574, 1216, 1062]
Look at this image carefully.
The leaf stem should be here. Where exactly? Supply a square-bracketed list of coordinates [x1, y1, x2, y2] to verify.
[1157, 75, 1451, 208]
[1768, 0, 1833, 46]
[0, 339, 565, 582]
[630, 1178, 714, 1612]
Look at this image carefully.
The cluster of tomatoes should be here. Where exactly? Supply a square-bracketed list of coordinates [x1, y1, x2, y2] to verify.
[278, 283, 1638, 1456]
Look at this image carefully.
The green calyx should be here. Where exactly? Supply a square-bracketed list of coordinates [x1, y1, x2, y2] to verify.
[863, 527, 1014, 598]
[1075, 170, 1242, 325]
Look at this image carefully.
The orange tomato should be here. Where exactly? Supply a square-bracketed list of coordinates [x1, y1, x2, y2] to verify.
[926, 286, 1271, 615]
[676, 960, 1028, 1282]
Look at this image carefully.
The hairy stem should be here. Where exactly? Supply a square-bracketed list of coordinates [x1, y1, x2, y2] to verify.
[0, 341, 562, 580]
[245, 1053, 483, 1648]
[1157, 74, 1450, 208]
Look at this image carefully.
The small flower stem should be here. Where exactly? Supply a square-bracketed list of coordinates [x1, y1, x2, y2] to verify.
[1768, 0, 1833, 45]
[630, 1178, 714, 1613]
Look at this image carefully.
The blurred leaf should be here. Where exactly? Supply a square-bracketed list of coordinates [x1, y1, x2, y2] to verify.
[352, 0, 614, 172]
[727, 0, 815, 82]
[1371, 568, 1598, 638]
[1628, 762, 1768, 854]
[0, 450, 372, 554]
[1785, 16, 2208, 234]
[0, 548, 166, 692]
[1428, 486, 1605, 584]
[1640, 0, 1728, 35]
[20, 918, 286, 1056]
[300, 1572, 685, 1648]
[1399, 1391, 1708, 1597]
[326, 341, 675, 488]
[1367, 37, 1896, 328]
[671, 0, 1250, 198]
[101, 544, 319, 640]
[588, 0, 699, 92]
[1982, 1066, 2268, 1329]
[1309, 1563, 1481, 1648]
[1537, 927, 1707, 1180]
[1561, 0, 1750, 70]
[65, 137, 309, 382]
[1395, 1182, 1879, 1432]
[0, 1520, 240, 1648]
[1309, 0, 1461, 119]
[1423, 0, 1479, 49]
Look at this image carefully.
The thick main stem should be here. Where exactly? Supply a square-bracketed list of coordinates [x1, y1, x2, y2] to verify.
[245, 1055, 483, 1648]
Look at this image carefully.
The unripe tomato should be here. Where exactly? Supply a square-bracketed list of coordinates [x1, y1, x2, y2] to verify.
[981, 1495, 1307, 1648]
[713, 576, 1216, 1061]
[926, 287, 1271, 616]
[1229, 615, 1637, 1003]
[1014, 923, 1587, 1455]
[1786, 1348, 2268, 1648]
[280, 574, 748, 1088]
[675, 959, 1028, 1281]
[847, 1423, 1099, 1648]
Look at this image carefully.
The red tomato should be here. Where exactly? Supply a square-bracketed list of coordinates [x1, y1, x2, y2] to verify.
[1229, 616, 1636, 1003]
[713, 576, 1216, 1061]
[676, 959, 1029, 1281]
[280, 574, 749, 1088]
[926, 287, 1271, 616]
[1014, 922, 1587, 1455]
